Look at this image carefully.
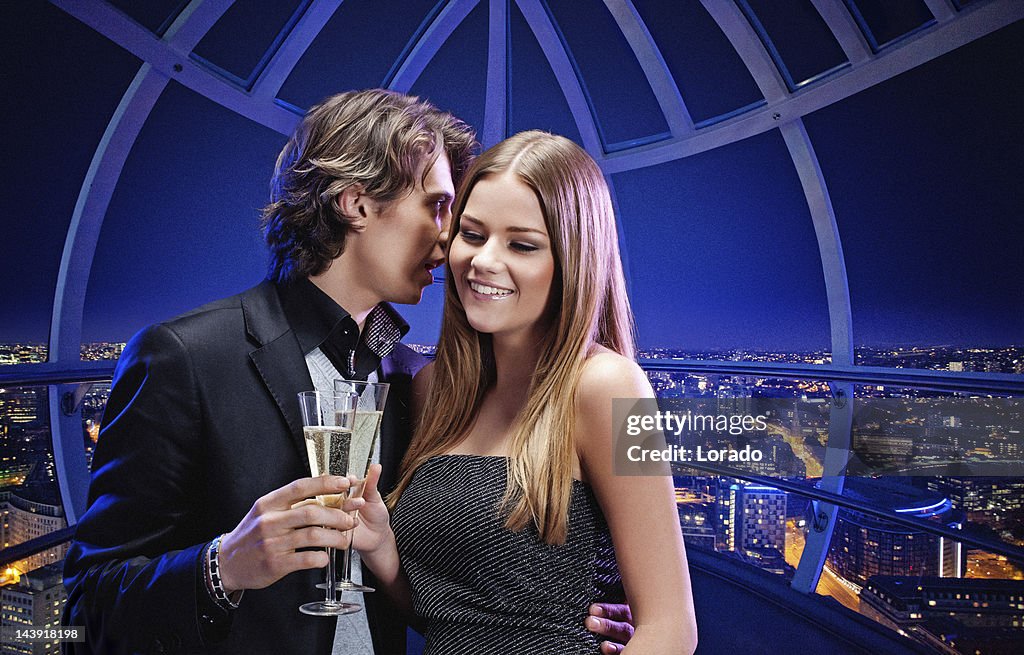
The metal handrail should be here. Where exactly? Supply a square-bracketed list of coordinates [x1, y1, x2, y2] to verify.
[0, 526, 76, 570]
[4, 358, 1020, 394]
[639, 358, 1024, 395]
[676, 461, 1024, 565]
[0, 361, 116, 386]
[2, 359, 1022, 567]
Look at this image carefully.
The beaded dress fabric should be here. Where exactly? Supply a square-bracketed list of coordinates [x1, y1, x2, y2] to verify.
[392, 455, 623, 654]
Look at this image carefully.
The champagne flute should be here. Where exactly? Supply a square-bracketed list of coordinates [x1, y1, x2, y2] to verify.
[328, 379, 390, 594]
[297, 390, 359, 616]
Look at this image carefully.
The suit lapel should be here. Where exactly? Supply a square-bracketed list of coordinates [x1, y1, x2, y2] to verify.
[242, 282, 314, 460]
[239, 282, 427, 482]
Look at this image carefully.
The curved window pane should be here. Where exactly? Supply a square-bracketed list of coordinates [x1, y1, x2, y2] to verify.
[409, 0, 488, 140]
[0, 385, 67, 570]
[0, 3, 139, 352]
[82, 82, 280, 346]
[820, 383, 1024, 652]
[105, 0, 187, 36]
[803, 21, 1024, 363]
[631, 0, 765, 125]
[740, 0, 848, 89]
[613, 130, 830, 357]
[846, 0, 934, 51]
[650, 371, 829, 580]
[545, 0, 670, 149]
[192, 0, 305, 87]
[508, 2, 582, 145]
[278, 0, 442, 110]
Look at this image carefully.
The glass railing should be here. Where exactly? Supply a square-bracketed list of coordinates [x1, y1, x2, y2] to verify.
[0, 367, 112, 652]
[646, 362, 1024, 654]
[2, 357, 1023, 654]
[0, 383, 68, 574]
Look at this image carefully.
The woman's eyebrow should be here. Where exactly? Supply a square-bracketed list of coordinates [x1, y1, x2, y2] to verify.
[461, 214, 547, 236]
[507, 226, 547, 236]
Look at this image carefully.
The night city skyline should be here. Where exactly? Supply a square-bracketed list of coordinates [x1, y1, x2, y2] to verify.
[4, 341, 1024, 654]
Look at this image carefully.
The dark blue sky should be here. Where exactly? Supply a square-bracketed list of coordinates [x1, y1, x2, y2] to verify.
[2, 2, 1021, 352]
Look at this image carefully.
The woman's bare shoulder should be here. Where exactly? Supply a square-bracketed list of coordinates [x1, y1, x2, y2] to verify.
[578, 347, 651, 401]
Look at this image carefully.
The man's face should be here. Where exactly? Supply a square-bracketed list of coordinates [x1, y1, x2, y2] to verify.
[348, 152, 455, 305]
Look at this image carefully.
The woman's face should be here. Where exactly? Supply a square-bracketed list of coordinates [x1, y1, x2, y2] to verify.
[448, 172, 556, 344]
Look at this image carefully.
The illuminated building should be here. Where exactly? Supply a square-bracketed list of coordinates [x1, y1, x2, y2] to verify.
[828, 479, 962, 586]
[927, 477, 1024, 518]
[1, 492, 66, 575]
[719, 484, 786, 555]
[0, 563, 66, 655]
[0, 390, 40, 426]
[861, 576, 1024, 655]
[735, 485, 786, 554]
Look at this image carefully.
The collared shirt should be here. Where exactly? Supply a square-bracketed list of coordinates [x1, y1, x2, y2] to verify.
[277, 278, 410, 655]
[304, 349, 379, 655]
[276, 278, 408, 380]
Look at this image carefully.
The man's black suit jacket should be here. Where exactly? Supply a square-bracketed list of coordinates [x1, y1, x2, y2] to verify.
[63, 281, 425, 655]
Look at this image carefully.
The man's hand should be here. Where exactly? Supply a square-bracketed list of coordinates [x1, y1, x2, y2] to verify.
[217, 476, 364, 593]
[586, 602, 635, 655]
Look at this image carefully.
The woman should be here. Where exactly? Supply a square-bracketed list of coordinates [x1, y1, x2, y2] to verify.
[357, 131, 697, 654]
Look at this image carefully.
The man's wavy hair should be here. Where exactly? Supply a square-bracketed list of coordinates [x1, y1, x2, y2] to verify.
[261, 89, 477, 282]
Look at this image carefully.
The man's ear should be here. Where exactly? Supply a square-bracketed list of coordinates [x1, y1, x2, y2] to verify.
[337, 184, 369, 221]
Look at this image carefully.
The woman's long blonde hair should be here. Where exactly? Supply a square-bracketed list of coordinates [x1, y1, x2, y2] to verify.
[390, 131, 636, 545]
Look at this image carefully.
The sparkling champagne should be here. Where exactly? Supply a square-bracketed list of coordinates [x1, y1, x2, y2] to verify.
[349, 410, 384, 480]
[303, 425, 352, 508]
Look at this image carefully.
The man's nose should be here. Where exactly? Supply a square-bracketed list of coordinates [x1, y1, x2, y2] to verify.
[428, 238, 446, 266]
[437, 209, 455, 248]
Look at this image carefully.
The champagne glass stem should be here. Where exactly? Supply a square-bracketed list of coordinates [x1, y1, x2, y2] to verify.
[337, 482, 363, 588]
[342, 539, 354, 584]
[325, 546, 337, 604]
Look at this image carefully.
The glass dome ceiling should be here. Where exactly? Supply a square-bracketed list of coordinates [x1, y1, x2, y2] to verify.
[2, 3, 1023, 653]
[5, 0, 1021, 356]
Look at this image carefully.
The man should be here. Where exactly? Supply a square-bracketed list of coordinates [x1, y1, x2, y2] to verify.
[64, 90, 632, 654]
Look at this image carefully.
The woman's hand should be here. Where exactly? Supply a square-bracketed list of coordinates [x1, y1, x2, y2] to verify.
[353, 464, 392, 555]
[352, 463, 413, 612]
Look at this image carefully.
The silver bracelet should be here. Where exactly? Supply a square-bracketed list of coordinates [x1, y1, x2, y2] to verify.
[205, 534, 242, 611]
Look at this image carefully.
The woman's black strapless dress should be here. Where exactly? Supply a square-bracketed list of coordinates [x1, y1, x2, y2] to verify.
[392, 455, 623, 654]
